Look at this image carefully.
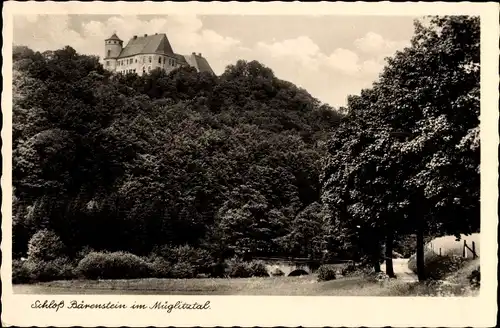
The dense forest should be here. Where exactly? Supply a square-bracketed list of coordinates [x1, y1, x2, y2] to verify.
[12, 42, 342, 261]
[12, 16, 480, 281]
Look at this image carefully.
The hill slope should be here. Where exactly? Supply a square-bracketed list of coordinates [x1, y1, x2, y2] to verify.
[12, 45, 342, 260]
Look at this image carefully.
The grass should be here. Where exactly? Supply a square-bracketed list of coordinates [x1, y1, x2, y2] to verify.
[12, 274, 477, 296]
[14, 275, 370, 295]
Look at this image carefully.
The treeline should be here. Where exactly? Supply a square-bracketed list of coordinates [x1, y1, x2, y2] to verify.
[12, 15, 480, 282]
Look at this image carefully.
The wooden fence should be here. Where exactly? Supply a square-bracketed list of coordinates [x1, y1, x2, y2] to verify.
[463, 240, 478, 259]
[427, 239, 478, 259]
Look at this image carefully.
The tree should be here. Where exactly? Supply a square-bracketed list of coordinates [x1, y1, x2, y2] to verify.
[321, 16, 480, 280]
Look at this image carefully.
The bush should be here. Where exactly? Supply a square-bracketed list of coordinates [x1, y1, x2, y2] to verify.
[341, 262, 356, 276]
[317, 264, 336, 281]
[270, 267, 284, 277]
[408, 250, 466, 280]
[208, 262, 227, 278]
[226, 258, 252, 278]
[27, 229, 66, 261]
[76, 251, 152, 280]
[153, 245, 213, 275]
[148, 256, 172, 278]
[170, 262, 196, 279]
[468, 267, 480, 289]
[12, 259, 32, 284]
[13, 257, 75, 283]
[249, 260, 269, 277]
[75, 246, 95, 261]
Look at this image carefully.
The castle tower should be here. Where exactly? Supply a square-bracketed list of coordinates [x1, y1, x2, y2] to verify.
[104, 32, 123, 71]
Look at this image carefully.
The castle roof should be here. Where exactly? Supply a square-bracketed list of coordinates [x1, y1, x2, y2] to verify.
[106, 33, 122, 42]
[118, 33, 174, 58]
[173, 53, 188, 65]
[183, 53, 214, 74]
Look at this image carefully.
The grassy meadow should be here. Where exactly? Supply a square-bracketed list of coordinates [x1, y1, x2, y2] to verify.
[13, 272, 479, 297]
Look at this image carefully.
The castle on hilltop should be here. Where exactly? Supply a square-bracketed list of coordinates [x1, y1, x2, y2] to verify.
[104, 32, 214, 76]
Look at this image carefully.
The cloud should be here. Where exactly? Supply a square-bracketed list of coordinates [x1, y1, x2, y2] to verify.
[354, 31, 409, 58]
[325, 48, 361, 75]
[256, 36, 321, 68]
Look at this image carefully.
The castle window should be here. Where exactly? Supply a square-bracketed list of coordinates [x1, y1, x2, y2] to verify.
[148, 66, 151, 72]
[158, 57, 161, 64]
[149, 56, 152, 63]
[135, 59, 138, 63]
[107, 50, 111, 57]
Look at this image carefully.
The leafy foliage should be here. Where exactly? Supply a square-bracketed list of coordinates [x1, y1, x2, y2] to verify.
[76, 251, 152, 280]
[321, 16, 480, 279]
[13, 46, 340, 261]
[317, 265, 337, 281]
[27, 229, 66, 261]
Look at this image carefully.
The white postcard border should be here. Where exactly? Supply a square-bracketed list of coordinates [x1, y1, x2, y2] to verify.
[2, 2, 498, 327]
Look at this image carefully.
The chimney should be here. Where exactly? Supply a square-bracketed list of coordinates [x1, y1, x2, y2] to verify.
[155, 33, 158, 35]
[133, 35, 137, 39]
[144, 34, 147, 37]
[192, 52, 195, 55]
[198, 53, 202, 57]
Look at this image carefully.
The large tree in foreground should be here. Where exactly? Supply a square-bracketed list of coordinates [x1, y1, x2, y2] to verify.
[321, 15, 480, 280]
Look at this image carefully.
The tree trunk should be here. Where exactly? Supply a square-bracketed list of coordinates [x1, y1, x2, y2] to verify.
[385, 229, 395, 278]
[416, 222, 426, 281]
[373, 242, 381, 273]
[374, 257, 381, 273]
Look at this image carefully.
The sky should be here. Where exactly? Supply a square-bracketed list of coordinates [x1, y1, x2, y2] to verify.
[13, 14, 419, 108]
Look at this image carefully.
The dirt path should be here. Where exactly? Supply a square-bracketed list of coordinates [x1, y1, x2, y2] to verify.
[381, 258, 418, 282]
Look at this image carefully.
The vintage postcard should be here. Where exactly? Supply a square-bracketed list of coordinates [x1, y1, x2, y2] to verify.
[1, 1, 498, 327]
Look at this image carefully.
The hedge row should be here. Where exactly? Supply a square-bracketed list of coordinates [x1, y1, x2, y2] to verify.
[13, 251, 275, 283]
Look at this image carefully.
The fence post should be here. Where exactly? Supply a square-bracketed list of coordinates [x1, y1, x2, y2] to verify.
[472, 241, 477, 259]
[463, 240, 467, 258]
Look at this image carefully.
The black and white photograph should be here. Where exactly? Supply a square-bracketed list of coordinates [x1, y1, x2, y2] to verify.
[1, 2, 498, 327]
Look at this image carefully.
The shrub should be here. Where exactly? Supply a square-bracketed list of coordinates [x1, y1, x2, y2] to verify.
[317, 264, 336, 281]
[27, 229, 66, 262]
[341, 262, 356, 276]
[208, 262, 227, 278]
[408, 250, 466, 280]
[226, 258, 252, 278]
[270, 267, 284, 277]
[12, 259, 32, 284]
[15, 257, 76, 283]
[75, 246, 95, 261]
[76, 251, 152, 280]
[468, 267, 480, 289]
[249, 260, 269, 277]
[170, 262, 196, 279]
[148, 256, 172, 278]
[153, 245, 213, 275]
[366, 271, 390, 283]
